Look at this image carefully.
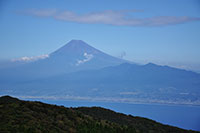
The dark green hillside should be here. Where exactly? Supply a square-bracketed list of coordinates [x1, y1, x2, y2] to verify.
[0, 96, 197, 133]
[75, 107, 196, 133]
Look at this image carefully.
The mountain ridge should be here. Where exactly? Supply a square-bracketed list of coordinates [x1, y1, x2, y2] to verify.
[1, 62, 200, 105]
[0, 95, 197, 133]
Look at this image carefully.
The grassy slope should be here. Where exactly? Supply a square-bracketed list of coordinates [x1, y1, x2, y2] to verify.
[0, 96, 197, 133]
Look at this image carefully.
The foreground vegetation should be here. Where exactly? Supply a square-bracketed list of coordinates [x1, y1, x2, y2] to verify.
[0, 96, 197, 133]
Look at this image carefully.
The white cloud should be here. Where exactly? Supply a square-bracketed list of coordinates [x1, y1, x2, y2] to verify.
[12, 54, 49, 62]
[25, 9, 57, 17]
[76, 53, 93, 66]
[24, 9, 200, 26]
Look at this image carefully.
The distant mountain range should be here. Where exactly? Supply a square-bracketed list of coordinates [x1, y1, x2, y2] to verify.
[0, 95, 197, 132]
[0, 40, 200, 105]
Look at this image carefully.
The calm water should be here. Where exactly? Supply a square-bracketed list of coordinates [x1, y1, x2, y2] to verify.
[24, 99, 200, 131]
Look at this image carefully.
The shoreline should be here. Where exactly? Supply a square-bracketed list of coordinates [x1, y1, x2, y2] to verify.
[5, 94, 199, 107]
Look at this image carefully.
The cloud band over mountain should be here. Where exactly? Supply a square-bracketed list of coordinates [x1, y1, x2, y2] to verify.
[24, 9, 200, 27]
[12, 54, 49, 62]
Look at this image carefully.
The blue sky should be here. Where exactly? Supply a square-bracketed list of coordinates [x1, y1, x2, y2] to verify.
[0, 0, 200, 71]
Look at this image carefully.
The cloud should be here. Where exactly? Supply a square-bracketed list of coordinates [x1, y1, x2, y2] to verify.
[12, 54, 49, 62]
[24, 9, 200, 26]
[24, 9, 57, 17]
[76, 52, 93, 66]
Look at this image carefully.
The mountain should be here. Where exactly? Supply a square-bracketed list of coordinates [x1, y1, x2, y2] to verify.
[2, 63, 200, 105]
[0, 95, 196, 133]
[0, 40, 127, 80]
[1, 40, 200, 105]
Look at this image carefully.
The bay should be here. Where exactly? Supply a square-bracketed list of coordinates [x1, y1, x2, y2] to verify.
[24, 99, 200, 131]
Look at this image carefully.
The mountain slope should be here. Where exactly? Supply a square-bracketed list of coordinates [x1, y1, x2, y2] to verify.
[0, 40, 127, 79]
[0, 96, 196, 133]
[2, 63, 200, 105]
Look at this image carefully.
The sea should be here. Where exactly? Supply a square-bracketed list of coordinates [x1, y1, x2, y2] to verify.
[23, 98, 200, 131]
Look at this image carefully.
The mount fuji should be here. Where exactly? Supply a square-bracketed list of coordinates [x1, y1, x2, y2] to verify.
[0, 40, 127, 80]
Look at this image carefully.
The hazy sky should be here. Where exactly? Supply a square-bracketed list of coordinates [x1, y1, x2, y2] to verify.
[0, 0, 200, 71]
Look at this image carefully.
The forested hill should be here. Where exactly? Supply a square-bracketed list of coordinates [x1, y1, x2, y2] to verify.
[0, 96, 197, 133]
